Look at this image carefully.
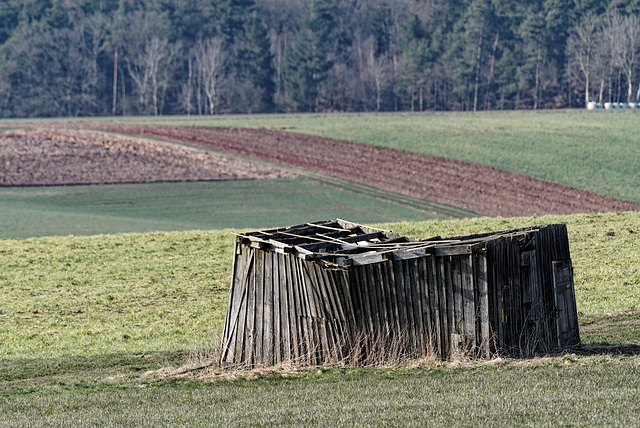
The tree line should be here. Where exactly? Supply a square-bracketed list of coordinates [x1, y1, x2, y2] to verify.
[1, 0, 640, 118]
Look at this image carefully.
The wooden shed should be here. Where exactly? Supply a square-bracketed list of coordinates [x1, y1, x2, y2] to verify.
[221, 220, 580, 367]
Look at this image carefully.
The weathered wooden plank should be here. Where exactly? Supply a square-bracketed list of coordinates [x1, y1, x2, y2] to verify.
[409, 259, 425, 352]
[232, 250, 253, 364]
[375, 263, 392, 336]
[476, 251, 490, 358]
[437, 257, 450, 359]
[510, 236, 522, 356]
[384, 260, 401, 334]
[418, 256, 433, 354]
[262, 250, 274, 365]
[274, 253, 285, 364]
[452, 256, 464, 340]
[243, 247, 257, 365]
[282, 254, 297, 363]
[428, 256, 442, 359]
[357, 266, 375, 335]
[553, 259, 580, 349]
[252, 249, 265, 365]
[393, 260, 409, 335]
[444, 256, 455, 357]
[337, 270, 357, 345]
[294, 259, 313, 363]
[364, 264, 382, 334]
[461, 253, 476, 352]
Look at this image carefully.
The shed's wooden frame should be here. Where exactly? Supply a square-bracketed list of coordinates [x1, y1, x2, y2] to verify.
[221, 220, 579, 367]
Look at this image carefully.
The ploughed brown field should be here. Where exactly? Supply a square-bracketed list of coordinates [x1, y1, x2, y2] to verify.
[3, 125, 639, 218]
[0, 129, 295, 186]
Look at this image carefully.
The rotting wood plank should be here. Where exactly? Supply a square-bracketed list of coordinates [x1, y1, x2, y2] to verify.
[393, 260, 409, 336]
[477, 251, 490, 358]
[452, 256, 464, 343]
[428, 257, 442, 359]
[437, 257, 450, 359]
[244, 248, 258, 366]
[231, 250, 253, 364]
[510, 236, 522, 356]
[418, 257, 433, 353]
[278, 253, 292, 364]
[273, 253, 283, 364]
[444, 257, 455, 356]
[375, 263, 391, 336]
[262, 251, 274, 366]
[461, 254, 476, 352]
[363, 264, 381, 334]
[410, 259, 425, 352]
[384, 260, 401, 335]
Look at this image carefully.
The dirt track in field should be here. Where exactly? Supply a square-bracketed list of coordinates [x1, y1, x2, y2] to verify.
[0, 129, 295, 186]
[83, 124, 640, 218]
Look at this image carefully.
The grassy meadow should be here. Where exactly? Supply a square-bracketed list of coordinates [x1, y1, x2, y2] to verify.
[0, 178, 453, 239]
[2, 212, 640, 426]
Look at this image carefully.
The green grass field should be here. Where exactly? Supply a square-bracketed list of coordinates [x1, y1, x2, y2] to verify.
[2, 213, 639, 426]
[0, 178, 454, 239]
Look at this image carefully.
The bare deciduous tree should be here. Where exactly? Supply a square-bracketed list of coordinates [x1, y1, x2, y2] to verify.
[193, 37, 226, 115]
[567, 12, 599, 106]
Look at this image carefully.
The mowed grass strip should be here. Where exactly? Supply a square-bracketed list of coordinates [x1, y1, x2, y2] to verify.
[1, 212, 639, 362]
[2, 356, 640, 427]
[0, 178, 442, 239]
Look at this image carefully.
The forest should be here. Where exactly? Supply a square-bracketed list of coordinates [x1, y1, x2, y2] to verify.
[1, 0, 640, 117]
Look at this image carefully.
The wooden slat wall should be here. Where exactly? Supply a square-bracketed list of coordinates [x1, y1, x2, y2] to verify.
[221, 224, 580, 367]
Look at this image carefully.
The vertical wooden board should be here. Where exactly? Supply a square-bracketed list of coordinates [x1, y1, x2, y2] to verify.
[373, 264, 389, 335]
[538, 226, 558, 349]
[222, 241, 241, 348]
[428, 257, 443, 359]
[273, 253, 284, 364]
[553, 259, 580, 348]
[278, 254, 292, 364]
[301, 263, 320, 319]
[338, 270, 358, 344]
[384, 260, 402, 334]
[399, 260, 416, 350]
[288, 256, 303, 361]
[393, 260, 409, 334]
[452, 256, 464, 337]
[325, 270, 347, 354]
[308, 264, 329, 321]
[263, 251, 275, 365]
[231, 251, 254, 364]
[476, 251, 490, 358]
[357, 266, 375, 335]
[409, 259, 426, 352]
[461, 254, 476, 351]
[296, 260, 315, 363]
[444, 257, 455, 355]
[510, 236, 523, 355]
[437, 257, 450, 359]
[347, 269, 364, 334]
[364, 264, 382, 334]
[375, 263, 392, 335]
[244, 248, 258, 366]
[324, 268, 345, 322]
[494, 238, 506, 351]
[418, 257, 434, 352]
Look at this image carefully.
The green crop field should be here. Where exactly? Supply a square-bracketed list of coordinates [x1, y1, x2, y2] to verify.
[0, 178, 456, 239]
[2, 213, 639, 426]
